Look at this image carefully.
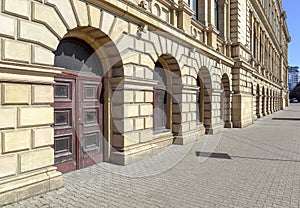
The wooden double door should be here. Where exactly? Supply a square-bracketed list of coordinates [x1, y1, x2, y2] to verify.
[53, 71, 103, 173]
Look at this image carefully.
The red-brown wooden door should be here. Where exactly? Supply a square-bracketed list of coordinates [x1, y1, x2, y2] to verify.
[77, 74, 103, 169]
[53, 71, 103, 173]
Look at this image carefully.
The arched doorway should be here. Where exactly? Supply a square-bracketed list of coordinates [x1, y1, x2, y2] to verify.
[262, 86, 266, 116]
[221, 74, 232, 128]
[256, 84, 261, 118]
[196, 77, 204, 124]
[53, 37, 104, 173]
[153, 54, 182, 143]
[198, 67, 213, 134]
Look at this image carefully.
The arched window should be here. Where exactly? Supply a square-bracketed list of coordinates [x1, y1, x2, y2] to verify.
[54, 38, 103, 76]
[196, 77, 205, 124]
[153, 61, 169, 133]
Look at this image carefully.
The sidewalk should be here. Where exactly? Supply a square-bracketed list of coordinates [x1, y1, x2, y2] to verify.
[3, 104, 300, 208]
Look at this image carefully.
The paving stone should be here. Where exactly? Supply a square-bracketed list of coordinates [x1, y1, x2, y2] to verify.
[3, 104, 300, 207]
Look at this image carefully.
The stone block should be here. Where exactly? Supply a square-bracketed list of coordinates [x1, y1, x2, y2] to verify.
[88, 5, 101, 28]
[100, 10, 114, 34]
[139, 129, 152, 142]
[140, 104, 153, 116]
[71, 0, 88, 26]
[135, 91, 144, 103]
[129, 23, 138, 35]
[2, 129, 31, 153]
[2, 39, 31, 63]
[18, 107, 53, 127]
[19, 147, 54, 172]
[18, 20, 59, 50]
[144, 67, 153, 80]
[135, 66, 144, 79]
[190, 103, 196, 111]
[110, 18, 129, 41]
[144, 117, 153, 129]
[46, 0, 77, 29]
[111, 90, 134, 103]
[111, 132, 139, 148]
[124, 105, 139, 117]
[123, 90, 134, 103]
[0, 154, 17, 178]
[32, 45, 55, 65]
[122, 52, 140, 65]
[113, 119, 134, 133]
[3, 0, 30, 19]
[0, 15, 15, 38]
[32, 127, 54, 148]
[140, 54, 154, 68]
[32, 2, 67, 38]
[0, 108, 16, 129]
[134, 118, 144, 130]
[32, 85, 54, 104]
[123, 64, 134, 77]
[181, 103, 190, 112]
[2, 83, 30, 105]
[145, 91, 153, 103]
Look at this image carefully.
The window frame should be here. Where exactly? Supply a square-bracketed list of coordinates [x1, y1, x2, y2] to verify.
[153, 61, 171, 134]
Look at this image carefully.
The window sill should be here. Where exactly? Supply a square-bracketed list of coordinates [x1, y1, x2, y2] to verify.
[153, 128, 171, 135]
[153, 130, 173, 141]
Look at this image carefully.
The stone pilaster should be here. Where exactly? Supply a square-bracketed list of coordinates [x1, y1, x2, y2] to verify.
[178, 0, 194, 33]
[173, 85, 199, 145]
[109, 77, 160, 165]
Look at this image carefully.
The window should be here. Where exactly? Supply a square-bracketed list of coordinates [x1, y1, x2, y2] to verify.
[153, 61, 169, 133]
[214, 0, 219, 30]
[54, 38, 103, 76]
[253, 29, 256, 58]
[189, 0, 198, 19]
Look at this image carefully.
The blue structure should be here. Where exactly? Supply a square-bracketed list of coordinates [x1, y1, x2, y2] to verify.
[288, 66, 299, 91]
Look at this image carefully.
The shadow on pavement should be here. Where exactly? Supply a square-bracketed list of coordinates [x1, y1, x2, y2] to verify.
[195, 152, 232, 159]
[230, 155, 300, 163]
[272, 117, 300, 121]
[196, 151, 300, 163]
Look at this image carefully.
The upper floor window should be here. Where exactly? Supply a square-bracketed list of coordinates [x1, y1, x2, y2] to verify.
[214, 0, 219, 30]
[189, 0, 198, 19]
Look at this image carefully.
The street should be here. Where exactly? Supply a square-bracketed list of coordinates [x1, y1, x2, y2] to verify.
[4, 104, 300, 208]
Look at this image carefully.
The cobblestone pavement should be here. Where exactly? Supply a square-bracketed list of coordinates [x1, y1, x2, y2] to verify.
[4, 104, 300, 208]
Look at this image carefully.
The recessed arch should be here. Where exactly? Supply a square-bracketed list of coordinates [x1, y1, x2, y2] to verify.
[256, 84, 261, 118]
[221, 73, 232, 128]
[197, 66, 213, 133]
[63, 26, 124, 78]
[52, 26, 124, 172]
[262, 86, 266, 116]
[153, 54, 182, 141]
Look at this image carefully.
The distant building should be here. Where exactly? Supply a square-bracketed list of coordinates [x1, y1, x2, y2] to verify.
[289, 67, 299, 91]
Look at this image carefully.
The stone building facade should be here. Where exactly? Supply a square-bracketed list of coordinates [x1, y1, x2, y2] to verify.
[0, 0, 290, 205]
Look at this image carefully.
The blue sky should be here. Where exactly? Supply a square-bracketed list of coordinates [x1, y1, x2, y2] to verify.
[282, 0, 299, 66]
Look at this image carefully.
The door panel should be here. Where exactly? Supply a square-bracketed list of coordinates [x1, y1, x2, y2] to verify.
[53, 76, 76, 173]
[53, 72, 103, 173]
[77, 77, 103, 169]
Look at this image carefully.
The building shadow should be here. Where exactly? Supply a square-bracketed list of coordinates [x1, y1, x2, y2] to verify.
[195, 152, 300, 163]
[195, 152, 231, 159]
[272, 117, 300, 121]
